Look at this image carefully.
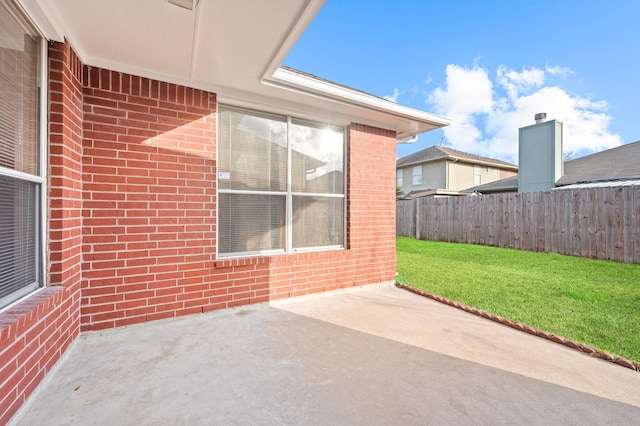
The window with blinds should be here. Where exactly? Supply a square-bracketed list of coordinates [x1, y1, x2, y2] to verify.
[0, 0, 44, 309]
[217, 106, 345, 256]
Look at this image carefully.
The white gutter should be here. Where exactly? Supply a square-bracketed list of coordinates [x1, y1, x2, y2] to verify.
[263, 67, 451, 139]
[397, 135, 419, 144]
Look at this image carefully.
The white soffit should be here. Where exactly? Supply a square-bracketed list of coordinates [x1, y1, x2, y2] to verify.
[19, 0, 450, 138]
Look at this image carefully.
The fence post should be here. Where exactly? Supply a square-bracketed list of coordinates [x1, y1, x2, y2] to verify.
[415, 198, 420, 240]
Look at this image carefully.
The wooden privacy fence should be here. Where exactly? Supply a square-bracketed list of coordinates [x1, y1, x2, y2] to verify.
[396, 186, 640, 264]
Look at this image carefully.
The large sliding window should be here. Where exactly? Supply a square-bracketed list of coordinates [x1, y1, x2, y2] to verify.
[0, 1, 45, 309]
[218, 106, 345, 257]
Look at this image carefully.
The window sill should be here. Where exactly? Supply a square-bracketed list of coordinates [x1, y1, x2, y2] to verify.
[214, 247, 347, 269]
[0, 287, 64, 335]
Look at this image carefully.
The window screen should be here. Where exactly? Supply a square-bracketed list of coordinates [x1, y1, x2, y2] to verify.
[218, 106, 345, 256]
[0, 0, 43, 309]
[218, 193, 285, 254]
[0, 176, 39, 305]
[292, 196, 344, 249]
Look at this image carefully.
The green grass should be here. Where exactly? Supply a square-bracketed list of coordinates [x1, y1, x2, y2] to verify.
[396, 237, 640, 362]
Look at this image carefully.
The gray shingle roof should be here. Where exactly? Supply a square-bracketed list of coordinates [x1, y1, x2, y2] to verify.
[396, 145, 517, 170]
[467, 140, 640, 193]
[280, 66, 392, 103]
[554, 178, 640, 190]
[557, 140, 640, 185]
[467, 176, 518, 193]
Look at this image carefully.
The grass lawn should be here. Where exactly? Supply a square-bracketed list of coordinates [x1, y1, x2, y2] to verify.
[396, 237, 640, 363]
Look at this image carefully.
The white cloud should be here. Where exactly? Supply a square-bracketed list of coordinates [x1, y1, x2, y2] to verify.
[496, 65, 545, 99]
[545, 64, 574, 77]
[430, 64, 494, 117]
[384, 88, 400, 103]
[426, 63, 622, 163]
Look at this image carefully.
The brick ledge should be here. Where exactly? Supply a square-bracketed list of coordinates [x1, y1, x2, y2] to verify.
[396, 281, 639, 372]
[0, 287, 64, 332]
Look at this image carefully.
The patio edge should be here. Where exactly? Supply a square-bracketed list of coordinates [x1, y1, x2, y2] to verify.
[395, 281, 640, 372]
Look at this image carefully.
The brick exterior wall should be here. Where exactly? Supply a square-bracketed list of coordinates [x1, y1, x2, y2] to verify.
[346, 124, 397, 280]
[79, 70, 397, 331]
[0, 41, 82, 425]
[1, 39, 398, 421]
[80, 65, 218, 329]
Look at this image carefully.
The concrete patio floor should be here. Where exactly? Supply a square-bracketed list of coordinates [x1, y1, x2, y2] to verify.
[10, 284, 640, 425]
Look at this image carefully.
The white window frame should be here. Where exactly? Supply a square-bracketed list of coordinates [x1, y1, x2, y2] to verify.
[0, 0, 47, 312]
[412, 165, 422, 186]
[396, 169, 403, 188]
[474, 165, 481, 185]
[216, 105, 347, 258]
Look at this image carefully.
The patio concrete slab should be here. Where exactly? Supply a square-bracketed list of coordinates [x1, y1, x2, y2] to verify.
[10, 284, 640, 425]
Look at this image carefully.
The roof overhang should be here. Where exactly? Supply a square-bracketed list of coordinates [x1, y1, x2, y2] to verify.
[400, 189, 473, 199]
[17, 0, 450, 139]
[398, 157, 518, 170]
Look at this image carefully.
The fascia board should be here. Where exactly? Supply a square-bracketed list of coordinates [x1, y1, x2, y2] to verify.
[398, 156, 517, 170]
[449, 157, 518, 170]
[16, 0, 64, 41]
[261, 0, 325, 80]
[265, 67, 451, 137]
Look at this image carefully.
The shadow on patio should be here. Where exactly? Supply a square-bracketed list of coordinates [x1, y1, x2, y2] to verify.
[10, 285, 640, 425]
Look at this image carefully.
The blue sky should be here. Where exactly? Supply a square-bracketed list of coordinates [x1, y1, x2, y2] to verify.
[284, 0, 640, 164]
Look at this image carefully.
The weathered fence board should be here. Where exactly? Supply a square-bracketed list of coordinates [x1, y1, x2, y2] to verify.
[396, 186, 640, 264]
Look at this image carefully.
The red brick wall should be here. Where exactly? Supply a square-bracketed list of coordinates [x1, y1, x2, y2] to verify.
[345, 124, 397, 282]
[78, 67, 397, 331]
[79, 67, 397, 330]
[80, 67, 218, 330]
[50, 41, 84, 289]
[0, 40, 82, 425]
[499, 169, 518, 179]
[2, 39, 398, 421]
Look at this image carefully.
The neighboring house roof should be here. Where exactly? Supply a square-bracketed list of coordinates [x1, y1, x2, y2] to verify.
[556, 140, 640, 185]
[25, 0, 450, 139]
[396, 145, 518, 170]
[399, 189, 472, 199]
[467, 140, 640, 193]
[554, 178, 640, 191]
[467, 176, 518, 194]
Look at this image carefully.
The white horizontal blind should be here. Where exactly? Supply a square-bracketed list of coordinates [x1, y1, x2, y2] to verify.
[292, 196, 343, 249]
[290, 119, 344, 249]
[218, 193, 285, 254]
[218, 106, 345, 256]
[0, 176, 38, 305]
[218, 109, 287, 192]
[0, 1, 38, 175]
[217, 108, 288, 254]
[0, 0, 42, 309]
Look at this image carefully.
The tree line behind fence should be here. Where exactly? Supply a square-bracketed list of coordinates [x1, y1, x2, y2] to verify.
[396, 186, 640, 264]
